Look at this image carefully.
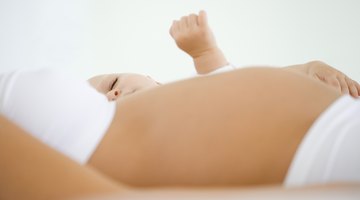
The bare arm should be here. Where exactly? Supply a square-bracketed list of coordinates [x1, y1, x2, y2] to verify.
[169, 12, 360, 97]
[170, 11, 228, 74]
[0, 115, 126, 200]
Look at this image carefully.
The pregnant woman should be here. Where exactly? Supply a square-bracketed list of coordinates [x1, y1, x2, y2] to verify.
[0, 11, 359, 191]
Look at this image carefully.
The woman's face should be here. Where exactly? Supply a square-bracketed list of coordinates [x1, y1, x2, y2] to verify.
[88, 73, 160, 101]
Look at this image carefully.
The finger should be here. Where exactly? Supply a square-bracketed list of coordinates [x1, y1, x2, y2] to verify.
[170, 20, 180, 37]
[180, 16, 189, 30]
[189, 14, 198, 28]
[169, 20, 177, 37]
[324, 76, 341, 93]
[198, 10, 208, 27]
[346, 77, 360, 98]
[337, 76, 349, 95]
[356, 80, 360, 97]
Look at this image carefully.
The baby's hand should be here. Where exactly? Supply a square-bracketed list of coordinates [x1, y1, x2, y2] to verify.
[169, 10, 217, 59]
[286, 61, 360, 98]
[306, 61, 360, 98]
[169, 11, 228, 74]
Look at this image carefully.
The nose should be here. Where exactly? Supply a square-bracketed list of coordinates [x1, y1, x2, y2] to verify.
[106, 89, 120, 101]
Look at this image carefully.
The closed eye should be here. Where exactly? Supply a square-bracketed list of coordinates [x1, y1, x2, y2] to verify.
[110, 78, 118, 90]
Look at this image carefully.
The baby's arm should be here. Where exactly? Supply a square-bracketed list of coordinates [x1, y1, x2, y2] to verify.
[170, 11, 230, 75]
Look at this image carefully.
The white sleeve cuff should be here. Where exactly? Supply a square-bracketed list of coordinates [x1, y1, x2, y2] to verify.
[207, 63, 237, 75]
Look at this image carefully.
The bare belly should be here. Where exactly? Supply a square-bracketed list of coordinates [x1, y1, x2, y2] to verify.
[88, 67, 340, 187]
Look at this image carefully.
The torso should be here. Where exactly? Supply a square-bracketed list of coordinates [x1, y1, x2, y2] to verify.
[88, 67, 340, 187]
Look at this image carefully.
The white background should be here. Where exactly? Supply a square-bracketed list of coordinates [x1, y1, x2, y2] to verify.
[1, 0, 359, 83]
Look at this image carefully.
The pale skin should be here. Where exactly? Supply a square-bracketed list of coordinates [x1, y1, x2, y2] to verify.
[1, 115, 359, 200]
[0, 115, 125, 200]
[88, 11, 360, 99]
[88, 66, 342, 187]
[1, 10, 360, 199]
[84, 11, 360, 187]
